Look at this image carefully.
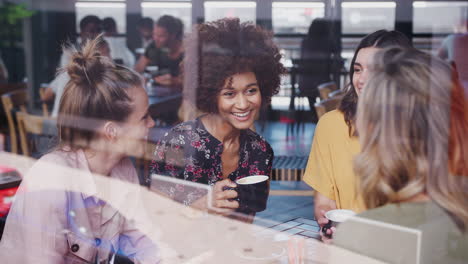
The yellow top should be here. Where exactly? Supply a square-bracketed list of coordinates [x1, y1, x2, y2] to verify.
[303, 110, 365, 212]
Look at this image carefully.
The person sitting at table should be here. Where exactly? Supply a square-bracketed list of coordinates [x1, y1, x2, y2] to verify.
[334, 47, 468, 264]
[302, 30, 412, 240]
[0, 37, 160, 263]
[298, 18, 340, 123]
[42, 39, 112, 118]
[59, 15, 102, 68]
[149, 18, 286, 222]
[137, 17, 154, 50]
[437, 19, 468, 92]
[134, 15, 184, 88]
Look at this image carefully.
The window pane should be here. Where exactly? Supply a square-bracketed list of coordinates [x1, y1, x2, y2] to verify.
[413, 1, 468, 34]
[341, 1, 396, 34]
[75, 2, 126, 34]
[272, 2, 325, 34]
[141, 2, 192, 32]
[204, 1, 256, 23]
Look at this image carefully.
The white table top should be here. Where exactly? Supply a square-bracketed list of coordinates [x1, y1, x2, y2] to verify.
[1, 152, 385, 264]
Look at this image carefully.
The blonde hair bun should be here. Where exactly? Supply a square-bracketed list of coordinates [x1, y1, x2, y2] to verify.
[67, 37, 114, 87]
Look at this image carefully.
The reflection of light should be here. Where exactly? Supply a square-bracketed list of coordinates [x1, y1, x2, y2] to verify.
[413, 1, 468, 8]
[204, 1, 256, 8]
[342, 2, 396, 8]
[141, 2, 192, 9]
[78, 0, 124, 1]
[75, 2, 125, 8]
[273, 2, 325, 8]
[350, 12, 361, 24]
[413, 1, 427, 8]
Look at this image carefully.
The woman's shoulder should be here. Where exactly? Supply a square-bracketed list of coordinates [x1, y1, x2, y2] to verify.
[37, 149, 79, 168]
[23, 150, 83, 190]
[244, 129, 273, 154]
[318, 110, 345, 125]
[159, 120, 199, 140]
[356, 201, 457, 230]
[113, 157, 139, 184]
[314, 110, 348, 136]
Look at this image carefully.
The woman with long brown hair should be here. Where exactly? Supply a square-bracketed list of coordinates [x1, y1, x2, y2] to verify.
[335, 47, 468, 263]
[302, 30, 412, 240]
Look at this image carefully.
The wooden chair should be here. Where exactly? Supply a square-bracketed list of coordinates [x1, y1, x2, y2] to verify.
[1, 89, 28, 154]
[0, 83, 25, 96]
[39, 87, 50, 117]
[314, 96, 343, 120]
[317, 82, 338, 100]
[328, 89, 345, 98]
[16, 112, 55, 157]
[0, 83, 26, 131]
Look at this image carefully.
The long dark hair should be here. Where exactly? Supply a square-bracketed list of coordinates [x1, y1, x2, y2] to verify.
[338, 30, 412, 136]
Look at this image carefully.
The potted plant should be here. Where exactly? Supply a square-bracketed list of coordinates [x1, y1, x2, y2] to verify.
[0, 1, 34, 82]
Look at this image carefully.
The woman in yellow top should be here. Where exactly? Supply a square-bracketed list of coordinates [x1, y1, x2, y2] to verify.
[302, 30, 412, 241]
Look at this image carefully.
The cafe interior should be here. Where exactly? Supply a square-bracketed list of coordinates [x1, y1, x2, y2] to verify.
[0, 0, 467, 263]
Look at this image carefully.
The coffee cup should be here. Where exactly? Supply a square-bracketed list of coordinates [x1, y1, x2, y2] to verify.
[228, 175, 269, 212]
[322, 209, 356, 238]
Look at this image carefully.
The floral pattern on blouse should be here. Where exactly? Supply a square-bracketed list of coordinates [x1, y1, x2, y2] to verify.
[149, 118, 273, 214]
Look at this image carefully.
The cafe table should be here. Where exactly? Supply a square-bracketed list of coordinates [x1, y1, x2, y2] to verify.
[1, 152, 385, 264]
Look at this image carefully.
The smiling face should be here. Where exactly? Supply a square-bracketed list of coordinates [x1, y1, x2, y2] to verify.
[116, 86, 155, 157]
[352, 47, 380, 96]
[216, 72, 262, 131]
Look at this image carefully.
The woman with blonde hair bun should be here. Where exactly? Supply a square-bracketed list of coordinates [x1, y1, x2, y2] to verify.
[334, 47, 468, 263]
[0, 37, 159, 263]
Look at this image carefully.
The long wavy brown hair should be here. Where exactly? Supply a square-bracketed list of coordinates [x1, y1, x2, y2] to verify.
[338, 30, 412, 136]
[354, 47, 468, 231]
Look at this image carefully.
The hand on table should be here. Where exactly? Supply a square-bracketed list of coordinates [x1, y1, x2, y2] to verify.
[317, 209, 335, 244]
[191, 179, 239, 216]
[154, 74, 172, 86]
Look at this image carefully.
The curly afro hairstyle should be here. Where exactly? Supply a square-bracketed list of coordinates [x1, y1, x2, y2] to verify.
[183, 18, 286, 113]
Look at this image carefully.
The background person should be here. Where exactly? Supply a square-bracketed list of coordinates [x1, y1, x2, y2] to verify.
[0, 37, 159, 263]
[437, 19, 468, 93]
[298, 18, 340, 122]
[102, 17, 136, 68]
[59, 15, 102, 68]
[149, 18, 285, 222]
[335, 47, 468, 264]
[134, 15, 184, 87]
[137, 17, 155, 50]
[302, 30, 412, 241]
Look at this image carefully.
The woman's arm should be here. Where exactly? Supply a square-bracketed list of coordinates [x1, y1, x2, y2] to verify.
[135, 55, 150, 73]
[0, 188, 68, 263]
[118, 220, 161, 264]
[314, 192, 337, 243]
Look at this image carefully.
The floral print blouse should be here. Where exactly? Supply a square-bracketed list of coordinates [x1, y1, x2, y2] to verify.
[149, 118, 273, 214]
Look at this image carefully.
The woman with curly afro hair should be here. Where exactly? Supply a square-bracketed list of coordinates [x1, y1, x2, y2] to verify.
[150, 18, 285, 222]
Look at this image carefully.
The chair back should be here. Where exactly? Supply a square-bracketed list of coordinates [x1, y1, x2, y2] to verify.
[314, 96, 343, 119]
[328, 89, 345, 98]
[1, 89, 28, 153]
[317, 82, 338, 100]
[0, 83, 25, 96]
[16, 112, 55, 157]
